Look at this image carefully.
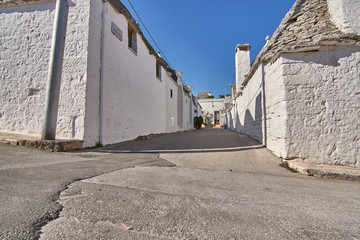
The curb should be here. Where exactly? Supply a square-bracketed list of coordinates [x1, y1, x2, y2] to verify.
[0, 134, 83, 152]
[283, 159, 360, 182]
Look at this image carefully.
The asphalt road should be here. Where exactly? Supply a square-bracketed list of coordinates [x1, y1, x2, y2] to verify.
[0, 143, 172, 239]
[1, 128, 360, 239]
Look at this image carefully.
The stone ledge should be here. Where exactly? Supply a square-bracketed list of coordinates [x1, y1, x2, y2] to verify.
[283, 159, 360, 181]
[0, 132, 83, 151]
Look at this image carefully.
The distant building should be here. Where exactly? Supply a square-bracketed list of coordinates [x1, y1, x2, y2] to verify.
[198, 97, 225, 127]
[197, 92, 211, 99]
[0, 0, 199, 147]
[226, 0, 360, 166]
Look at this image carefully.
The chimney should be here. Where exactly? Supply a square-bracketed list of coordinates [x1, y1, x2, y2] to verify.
[175, 70, 183, 85]
[235, 44, 251, 95]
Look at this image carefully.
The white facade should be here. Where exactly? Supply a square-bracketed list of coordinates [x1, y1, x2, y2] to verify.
[198, 99, 225, 126]
[0, 0, 196, 147]
[327, 0, 360, 35]
[0, 0, 91, 142]
[227, 0, 360, 166]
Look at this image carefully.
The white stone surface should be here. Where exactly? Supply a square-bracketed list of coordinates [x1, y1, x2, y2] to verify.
[282, 45, 360, 166]
[100, 3, 167, 144]
[327, 0, 360, 35]
[0, 0, 195, 147]
[165, 72, 178, 133]
[82, 0, 103, 147]
[183, 94, 192, 130]
[231, 44, 360, 166]
[198, 99, 225, 125]
[235, 44, 251, 94]
[0, 0, 90, 142]
[263, 58, 287, 158]
[234, 65, 263, 143]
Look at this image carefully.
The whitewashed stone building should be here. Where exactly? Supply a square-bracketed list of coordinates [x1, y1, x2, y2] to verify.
[227, 0, 360, 166]
[0, 0, 198, 147]
[198, 96, 225, 127]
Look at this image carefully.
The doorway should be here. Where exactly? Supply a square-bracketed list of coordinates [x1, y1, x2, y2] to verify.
[214, 111, 220, 126]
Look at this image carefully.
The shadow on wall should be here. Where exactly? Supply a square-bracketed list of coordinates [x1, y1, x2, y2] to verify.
[236, 92, 264, 144]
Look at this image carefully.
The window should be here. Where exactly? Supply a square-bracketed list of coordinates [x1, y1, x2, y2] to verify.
[170, 89, 173, 98]
[128, 24, 137, 53]
[156, 61, 161, 79]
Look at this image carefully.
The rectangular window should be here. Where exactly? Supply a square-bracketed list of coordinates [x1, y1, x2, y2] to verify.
[128, 24, 137, 53]
[170, 89, 173, 98]
[156, 61, 161, 79]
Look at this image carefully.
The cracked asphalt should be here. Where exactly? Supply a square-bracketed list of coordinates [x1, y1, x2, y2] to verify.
[1, 128, 360, 239]
[0, 144, 171, 239]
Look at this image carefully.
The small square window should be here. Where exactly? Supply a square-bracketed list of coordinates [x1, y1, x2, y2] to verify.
[156, 61, 161, 79]
[128, 24, 137, 53]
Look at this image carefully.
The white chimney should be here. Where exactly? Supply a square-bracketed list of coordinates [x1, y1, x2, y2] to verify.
[175, 70, 183, 85]
[235, 44, 251, 95]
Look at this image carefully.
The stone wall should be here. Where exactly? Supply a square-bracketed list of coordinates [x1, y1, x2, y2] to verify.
[100, 2, 168, 145]
[82, 0, 103, 147]
[198, 99, 225, 125]
[234, 67, 264, 143]
[183, 94, 191, 130]
[327, 0, 360, 35]
[264, 58, 287, 158]
[0, 0, 90, 141]
[283, 45, 360, 166]
[0, 0, 195, 147]
[165, 71, 178, 133]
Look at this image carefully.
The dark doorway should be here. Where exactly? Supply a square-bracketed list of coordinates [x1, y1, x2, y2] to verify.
[214, 111, 220, 126]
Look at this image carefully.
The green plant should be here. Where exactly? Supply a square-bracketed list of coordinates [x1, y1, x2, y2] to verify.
[204, 113, 213, 125]
[194, 116, 203, 129]
[198, 116, 204, 126]
[84, 141, 103, 150]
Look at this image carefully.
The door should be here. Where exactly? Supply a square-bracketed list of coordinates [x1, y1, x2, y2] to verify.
[214, 111, 220, 126]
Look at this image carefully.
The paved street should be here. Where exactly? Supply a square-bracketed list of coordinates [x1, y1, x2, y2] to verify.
[1, 129, 359, 239]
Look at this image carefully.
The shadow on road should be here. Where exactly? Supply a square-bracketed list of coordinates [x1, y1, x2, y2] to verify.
[93, 128, 264, 154]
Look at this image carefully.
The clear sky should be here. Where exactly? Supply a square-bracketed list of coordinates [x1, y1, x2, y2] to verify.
[121, 0, 296, 98]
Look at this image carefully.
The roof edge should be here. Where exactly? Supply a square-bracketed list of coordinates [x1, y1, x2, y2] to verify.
[107, 0, 178, 83]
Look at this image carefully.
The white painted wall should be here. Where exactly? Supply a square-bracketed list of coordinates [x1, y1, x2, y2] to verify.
[233, 45, 360, 166]
[263, 58, 287, 158]
[165, 73, 178, 133]
[198, 99, 225, 125]
[0, 0, 91, 142]
[177, 86, 184, 130]
[183, 93, 192, 130]
[0, 0, 197, 147]
[327, 0, 360, 35]
[82, 0, 103, 147]
[282, 45, 360, 166]
[235, 44, 251, 94]
[100, 2, 167, 145]
[234, 67, 264, 143]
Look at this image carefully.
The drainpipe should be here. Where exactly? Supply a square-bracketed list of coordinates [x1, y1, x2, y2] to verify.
[99, 1, 106, 144]
[261, 63, 267, 146]
[42, 0, 69, 140]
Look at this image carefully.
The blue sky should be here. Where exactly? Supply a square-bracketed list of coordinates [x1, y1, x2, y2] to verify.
[121, 0, 295, 98]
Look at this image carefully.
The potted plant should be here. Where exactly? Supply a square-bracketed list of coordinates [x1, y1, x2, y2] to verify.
[194, 116, 203, 129]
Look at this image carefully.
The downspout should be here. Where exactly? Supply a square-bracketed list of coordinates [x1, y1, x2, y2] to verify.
[42, 0, 69, 140]
[261, 63, 267, 146]
[99, 0, 106, 144]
